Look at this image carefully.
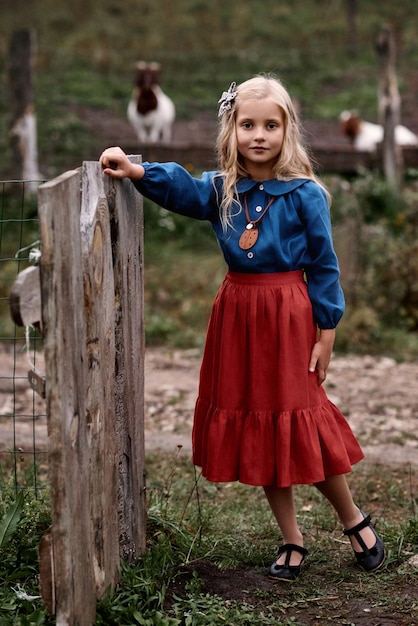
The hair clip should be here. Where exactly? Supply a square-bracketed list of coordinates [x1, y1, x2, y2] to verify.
[218, 82, 237, 117]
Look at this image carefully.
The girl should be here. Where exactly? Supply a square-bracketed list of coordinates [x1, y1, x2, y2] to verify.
[100, 75, 385, 581]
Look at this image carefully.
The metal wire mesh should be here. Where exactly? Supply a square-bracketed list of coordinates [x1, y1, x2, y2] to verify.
[0, 180, 47, 495]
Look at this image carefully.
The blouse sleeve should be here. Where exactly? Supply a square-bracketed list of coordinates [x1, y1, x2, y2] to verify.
[132, 162, 219, 222]
[295, 182, 345, 329]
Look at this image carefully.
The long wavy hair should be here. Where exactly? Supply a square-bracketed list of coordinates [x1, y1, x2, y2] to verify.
[215, 74, 330, 230]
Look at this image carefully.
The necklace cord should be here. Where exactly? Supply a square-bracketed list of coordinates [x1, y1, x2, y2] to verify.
[243, 193, 274, 226]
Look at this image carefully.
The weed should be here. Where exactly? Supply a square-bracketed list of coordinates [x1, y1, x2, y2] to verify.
[0, 490, 24, 549]
[0, 483, 52, 625]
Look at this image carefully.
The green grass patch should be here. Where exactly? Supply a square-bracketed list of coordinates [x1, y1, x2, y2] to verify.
[2, 0, 418, 177]
[95, 453, 418, 625]
[0, 455, 416, 624]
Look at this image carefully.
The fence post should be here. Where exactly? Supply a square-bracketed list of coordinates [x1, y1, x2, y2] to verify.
[375, 24, 403, 190]
[8, 30, 41, 189]
[101, 158, 147, 561]
[36, 157, 145, 625]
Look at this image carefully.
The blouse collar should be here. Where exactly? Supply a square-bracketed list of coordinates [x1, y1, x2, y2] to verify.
[236, 177, 310, 196]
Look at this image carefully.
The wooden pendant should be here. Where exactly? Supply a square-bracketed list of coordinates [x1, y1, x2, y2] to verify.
[238, 223, 259, 250]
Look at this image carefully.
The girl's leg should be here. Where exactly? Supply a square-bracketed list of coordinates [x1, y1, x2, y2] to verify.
[263, 485, 304, 566]
[313, 474, 376, 551]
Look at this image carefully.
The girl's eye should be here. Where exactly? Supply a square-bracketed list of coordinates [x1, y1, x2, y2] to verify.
[242, 122, 252, 129]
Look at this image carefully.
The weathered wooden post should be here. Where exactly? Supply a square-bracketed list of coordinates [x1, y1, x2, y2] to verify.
[8, 30, 41, 191]
[345, 0, 358, 56]
[101, 161, 147, 562]
[38, 168, 98, 625]
[375, 24, 403, 191]
[9, 157, 147, 625]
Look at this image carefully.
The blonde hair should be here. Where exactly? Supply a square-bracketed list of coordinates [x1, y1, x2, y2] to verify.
[215, 74, 330, 230]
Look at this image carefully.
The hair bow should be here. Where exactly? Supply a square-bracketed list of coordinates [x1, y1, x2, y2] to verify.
[218, 82, 237, 117]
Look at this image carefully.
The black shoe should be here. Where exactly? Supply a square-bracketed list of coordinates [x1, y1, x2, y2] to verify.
[269, 543, 308, 582]
[343, 512, 386, 572]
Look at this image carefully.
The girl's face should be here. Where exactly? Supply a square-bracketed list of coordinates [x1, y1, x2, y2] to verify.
[235, 97, 285, 180]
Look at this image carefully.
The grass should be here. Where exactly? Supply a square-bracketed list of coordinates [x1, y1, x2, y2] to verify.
[1, 0, 418, 178]
[2, 1, 418, 356]
[0, 478, 51, 625]
[94, 453, 418, 625]
[0, 445, 417, 623]
[0, 2, 418, 623]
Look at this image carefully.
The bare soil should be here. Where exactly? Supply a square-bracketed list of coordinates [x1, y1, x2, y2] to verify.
[166, 560, 417, 626]
[3, 345, 417, 464]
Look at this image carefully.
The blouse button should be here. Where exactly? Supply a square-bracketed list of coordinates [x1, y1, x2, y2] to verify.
[255, 205, 263, 212]
[259, 184, 264, 190]
[247, 252, 254, 259]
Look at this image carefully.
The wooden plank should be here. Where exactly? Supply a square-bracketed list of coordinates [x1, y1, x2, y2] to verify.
[37, 160, 145, 624]
[8, 30, 41, 188]
[9, 265, 41, 327]
[80, 161, 120, 595]
[103, 156, 146, 561]
[38, 169, 97, 626]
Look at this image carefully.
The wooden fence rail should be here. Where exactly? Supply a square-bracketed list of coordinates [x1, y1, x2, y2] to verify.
[11, 158, 146, 625]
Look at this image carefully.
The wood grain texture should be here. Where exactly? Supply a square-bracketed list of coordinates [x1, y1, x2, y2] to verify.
[37, 159, 145, 624]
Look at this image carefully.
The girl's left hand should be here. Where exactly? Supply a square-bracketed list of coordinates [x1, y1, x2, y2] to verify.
[309, 328, 335, 385]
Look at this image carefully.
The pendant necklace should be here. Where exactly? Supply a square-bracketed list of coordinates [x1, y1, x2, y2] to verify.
[238, 193, 274, 250]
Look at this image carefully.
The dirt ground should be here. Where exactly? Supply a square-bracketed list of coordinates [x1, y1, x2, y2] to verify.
[1, 346, 418, 625]
[147, 348, 418, 626]
[2, 345, 418, 466]
[142, 347, 418, 466]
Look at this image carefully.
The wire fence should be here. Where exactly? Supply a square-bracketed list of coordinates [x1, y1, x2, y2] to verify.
[0, 179, 47, 495]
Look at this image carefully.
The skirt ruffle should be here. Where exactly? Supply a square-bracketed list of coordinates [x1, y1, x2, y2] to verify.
[192, 270, 364, 487]
[193, 398, 364, 487]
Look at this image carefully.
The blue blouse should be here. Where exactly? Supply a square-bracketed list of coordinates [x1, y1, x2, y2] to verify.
[134, 162, 345, 329]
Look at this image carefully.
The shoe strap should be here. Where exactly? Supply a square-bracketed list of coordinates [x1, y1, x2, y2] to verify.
[277, 543, 308, 566]
[343, 514, 372, 537]
[343, 514, 376, 554]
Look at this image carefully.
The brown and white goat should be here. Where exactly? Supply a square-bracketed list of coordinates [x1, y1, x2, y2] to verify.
[340, 110, 418, 152]
[127, 62, 175, 145]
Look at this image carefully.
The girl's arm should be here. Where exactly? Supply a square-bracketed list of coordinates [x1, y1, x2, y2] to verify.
[309, 328, 335, 385]
[100, 146, 145, 180]
[296, 182, 345, 330]
[100, 147, 218, 222]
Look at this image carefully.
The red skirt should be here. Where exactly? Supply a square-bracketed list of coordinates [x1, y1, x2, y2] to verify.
[192, 271, 364, 487]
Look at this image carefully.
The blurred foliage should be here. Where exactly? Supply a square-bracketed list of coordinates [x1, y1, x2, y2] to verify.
[1, 1, 418, 357]
[2, 170, 418, 358]
[1, 0, 418, 176]
[143, 198, 225, 348]
[141, 169, 418, 359]
[327, 169, 418, 357]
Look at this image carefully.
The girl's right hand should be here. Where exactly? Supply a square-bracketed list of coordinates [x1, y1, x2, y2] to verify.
[99, 146, 145, 180]
[308, 328, 335, 386]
